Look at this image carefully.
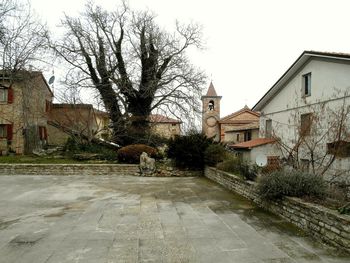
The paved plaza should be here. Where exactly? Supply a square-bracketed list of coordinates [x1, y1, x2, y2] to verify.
[0, 175, 349, 263]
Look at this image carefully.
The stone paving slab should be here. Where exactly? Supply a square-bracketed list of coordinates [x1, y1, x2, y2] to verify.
[0, 175, 349, 263]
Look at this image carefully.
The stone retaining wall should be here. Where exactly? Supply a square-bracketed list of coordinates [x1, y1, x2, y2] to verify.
[0, 164, 139, 176]
[205, 166, 350, 252]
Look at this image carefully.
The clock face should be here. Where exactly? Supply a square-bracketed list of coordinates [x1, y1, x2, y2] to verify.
[206, 116, 217, 127]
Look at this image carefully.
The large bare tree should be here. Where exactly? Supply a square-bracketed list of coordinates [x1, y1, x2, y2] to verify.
[52, 2, 206, 145]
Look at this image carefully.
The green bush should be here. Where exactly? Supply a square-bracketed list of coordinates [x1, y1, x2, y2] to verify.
[216, 155, 241, 174]
[64, 137, 117, 161]
[117, 144, 157, 164]
[204, 144, 226, 166]
[167, 133, 213, 169]
[216, 155, 257, 181]
[257, 170, 327, 200]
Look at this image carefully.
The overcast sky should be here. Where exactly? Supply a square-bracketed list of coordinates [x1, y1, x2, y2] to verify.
[30, 0, 350, 117]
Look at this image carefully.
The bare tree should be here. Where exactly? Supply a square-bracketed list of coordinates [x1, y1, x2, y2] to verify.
[0, 0, 48, 71]
[51, 2, 206, 145]
[271, 91, 350, 179]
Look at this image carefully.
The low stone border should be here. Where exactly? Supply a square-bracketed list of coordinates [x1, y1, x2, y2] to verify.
[205, 166, 350, 252]
[0, 164, 139, 176]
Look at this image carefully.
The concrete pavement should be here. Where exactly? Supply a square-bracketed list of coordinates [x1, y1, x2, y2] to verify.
[0, 175, 349, 263]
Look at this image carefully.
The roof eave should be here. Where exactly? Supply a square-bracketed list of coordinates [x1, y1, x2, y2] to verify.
[252, 51, 350, 111]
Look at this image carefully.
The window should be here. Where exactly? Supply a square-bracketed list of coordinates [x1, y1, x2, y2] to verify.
[0, 88, 8, 102]
[236, 133, 240, 142]
[0, 124, 12, 140]
[244, 131, 251, 141]
[327, 140, 350, 157]
[39, 126, 47, 141]
[0, 125, 7, 138]
[265, 119, 272, 138]
[300, 113, 312, 136]
[208, 100, 214, 111]
[302, 73, 311, 96]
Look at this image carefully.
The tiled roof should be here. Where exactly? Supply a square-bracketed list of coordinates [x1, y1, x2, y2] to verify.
[149, 114, 182, 124]
[220, 105, 260, 122]
[206, 81, 218, 96]
[229, 138, 276, 149]
[0, 70, 53, 96]
[52, 103, 93, 109]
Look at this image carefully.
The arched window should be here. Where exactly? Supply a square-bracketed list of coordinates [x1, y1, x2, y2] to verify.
[208, 100, 214, 111]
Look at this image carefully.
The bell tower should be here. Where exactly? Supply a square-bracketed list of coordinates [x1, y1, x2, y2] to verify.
[201, 82, 221, 141]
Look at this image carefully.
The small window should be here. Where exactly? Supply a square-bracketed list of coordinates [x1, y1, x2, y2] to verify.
[236, 133, 240, 142]
[171, 124, 176, 126]
[0, 125, 7, 138]
[244, 131, 251, 142]
[208, 100, 214, 111]
[302, 73, 311, 96]
[327, 141, 350, 157]
[300, 113, 312, 136]
[0, 88, 8, 102]
[265, 119, 272, 138]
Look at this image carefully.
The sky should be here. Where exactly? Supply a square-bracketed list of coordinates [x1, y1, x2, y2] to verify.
[30, 0, 350, 117]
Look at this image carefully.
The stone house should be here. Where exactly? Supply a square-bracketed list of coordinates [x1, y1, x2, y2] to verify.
[252, 51, 350, 178]
[201, 82, 260, 143]
[149, 114, 182, 139]
[48, 104, 110, 146]
[0, 71, 53, 154]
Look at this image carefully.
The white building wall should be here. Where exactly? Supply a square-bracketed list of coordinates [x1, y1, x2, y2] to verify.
[258, 58, 350, 180]
[242, 143, 281, 165]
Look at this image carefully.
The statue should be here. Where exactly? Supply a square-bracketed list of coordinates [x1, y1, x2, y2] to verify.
[139, 152, 156, 176]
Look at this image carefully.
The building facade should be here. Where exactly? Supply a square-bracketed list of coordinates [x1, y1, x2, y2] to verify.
[201, 82, 260, 143]
[253, 51, 350, 178]
[0, 71, 53, 154]
[149, 114, 182, 139]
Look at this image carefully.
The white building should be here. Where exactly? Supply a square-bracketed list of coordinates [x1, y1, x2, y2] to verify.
[252, 51, 350, 179]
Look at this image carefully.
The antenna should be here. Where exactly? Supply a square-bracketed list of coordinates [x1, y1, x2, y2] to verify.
[48, 70, 55, 97]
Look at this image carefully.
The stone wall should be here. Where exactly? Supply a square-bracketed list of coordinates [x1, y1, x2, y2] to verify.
[205, 166, 350, 253]
[0, 164, 139, 176]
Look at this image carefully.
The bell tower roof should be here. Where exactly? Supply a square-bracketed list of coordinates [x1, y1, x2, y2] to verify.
[206, 81, 217, 96]
[201, 81, 222, 99]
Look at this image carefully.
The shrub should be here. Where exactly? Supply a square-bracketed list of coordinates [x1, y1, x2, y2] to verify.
[117, 144, 157, 164]
[204, 144, 226, 166]
[216, 155, 241, 174]
[64, 137, 117, 161]
[167, 133, 213, 169]
[257, 170, 327, 200]
[216, 155, 257, 181]
[239, 162, 258, 181]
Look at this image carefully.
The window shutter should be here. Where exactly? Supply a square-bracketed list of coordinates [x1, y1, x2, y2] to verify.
[7, 124, 13, 140]
[44, 127, 48, 140]
[7, 87, 13, 104]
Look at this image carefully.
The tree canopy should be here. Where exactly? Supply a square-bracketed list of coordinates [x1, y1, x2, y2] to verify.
[52, 2, 206, 144]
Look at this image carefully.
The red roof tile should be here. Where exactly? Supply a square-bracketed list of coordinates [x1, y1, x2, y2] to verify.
[229, 138, 276, 149]
[149, 114, 182, 124]
[220, 105, 260, 122]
